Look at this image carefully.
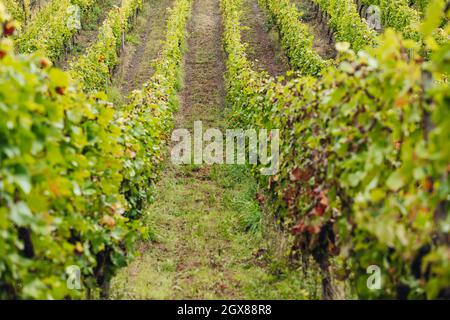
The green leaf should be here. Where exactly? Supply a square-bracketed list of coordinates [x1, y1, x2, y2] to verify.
[9, 201, 33, 226]
[49, 68, 69, 88]
[13, 173, 31, 194]
[386, 170, 405, 191]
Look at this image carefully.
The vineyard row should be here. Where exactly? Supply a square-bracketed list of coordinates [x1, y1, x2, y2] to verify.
[221, 0, 449, 299]
[0, 0, 191, 299]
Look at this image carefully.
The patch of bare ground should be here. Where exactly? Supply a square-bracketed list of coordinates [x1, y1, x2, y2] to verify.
[240, 0, 289, 77]
[26, 0, 49, 20]
[177, 0, 226, 129]
[292, 0, 336, 59]
[113, 0, 175, 95]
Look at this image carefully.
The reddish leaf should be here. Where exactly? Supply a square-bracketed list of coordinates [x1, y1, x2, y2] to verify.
[307, 225, 321, 234]
[3, 21, 15, 36]
[40, 58, 51, 69]
[291, 221, 305, 235]
[289, 167, 302, 181]
[55, 87, 66, 95]
[255, 193, 265, 204]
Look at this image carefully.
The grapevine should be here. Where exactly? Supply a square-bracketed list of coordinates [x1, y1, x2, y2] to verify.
[310, 0, 378, 51]
[259, 0, 328, 76]
[0, 0, 448, 301]
[222, 0, 449, 299]
[16, 0, 99, 61]
[70, 0, 143, 92]
[0, 0, 191, 298]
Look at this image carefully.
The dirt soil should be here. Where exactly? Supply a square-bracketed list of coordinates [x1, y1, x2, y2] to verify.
[292, 0, 336, 59]
[240, 0, 290, 77]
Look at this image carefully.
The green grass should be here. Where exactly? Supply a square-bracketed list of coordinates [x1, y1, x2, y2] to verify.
[125, 33, 141, 45]
[211, 165, 262, 233]
[110, 162, 311, 299]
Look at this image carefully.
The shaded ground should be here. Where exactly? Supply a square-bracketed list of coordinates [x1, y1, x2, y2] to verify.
[112, 0, 175, 96]
[110, 0, 309, 299]
[292, 0, 336, 59]
[241, 0, 289, 77]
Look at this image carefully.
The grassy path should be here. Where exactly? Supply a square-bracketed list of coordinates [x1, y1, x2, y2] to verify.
[111, 0, 308, 299]
[241, 0, 289, 76]
[113, 0, 175, 95]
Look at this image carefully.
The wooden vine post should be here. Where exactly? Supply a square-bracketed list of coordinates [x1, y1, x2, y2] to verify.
[19, 0, 28, 25]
